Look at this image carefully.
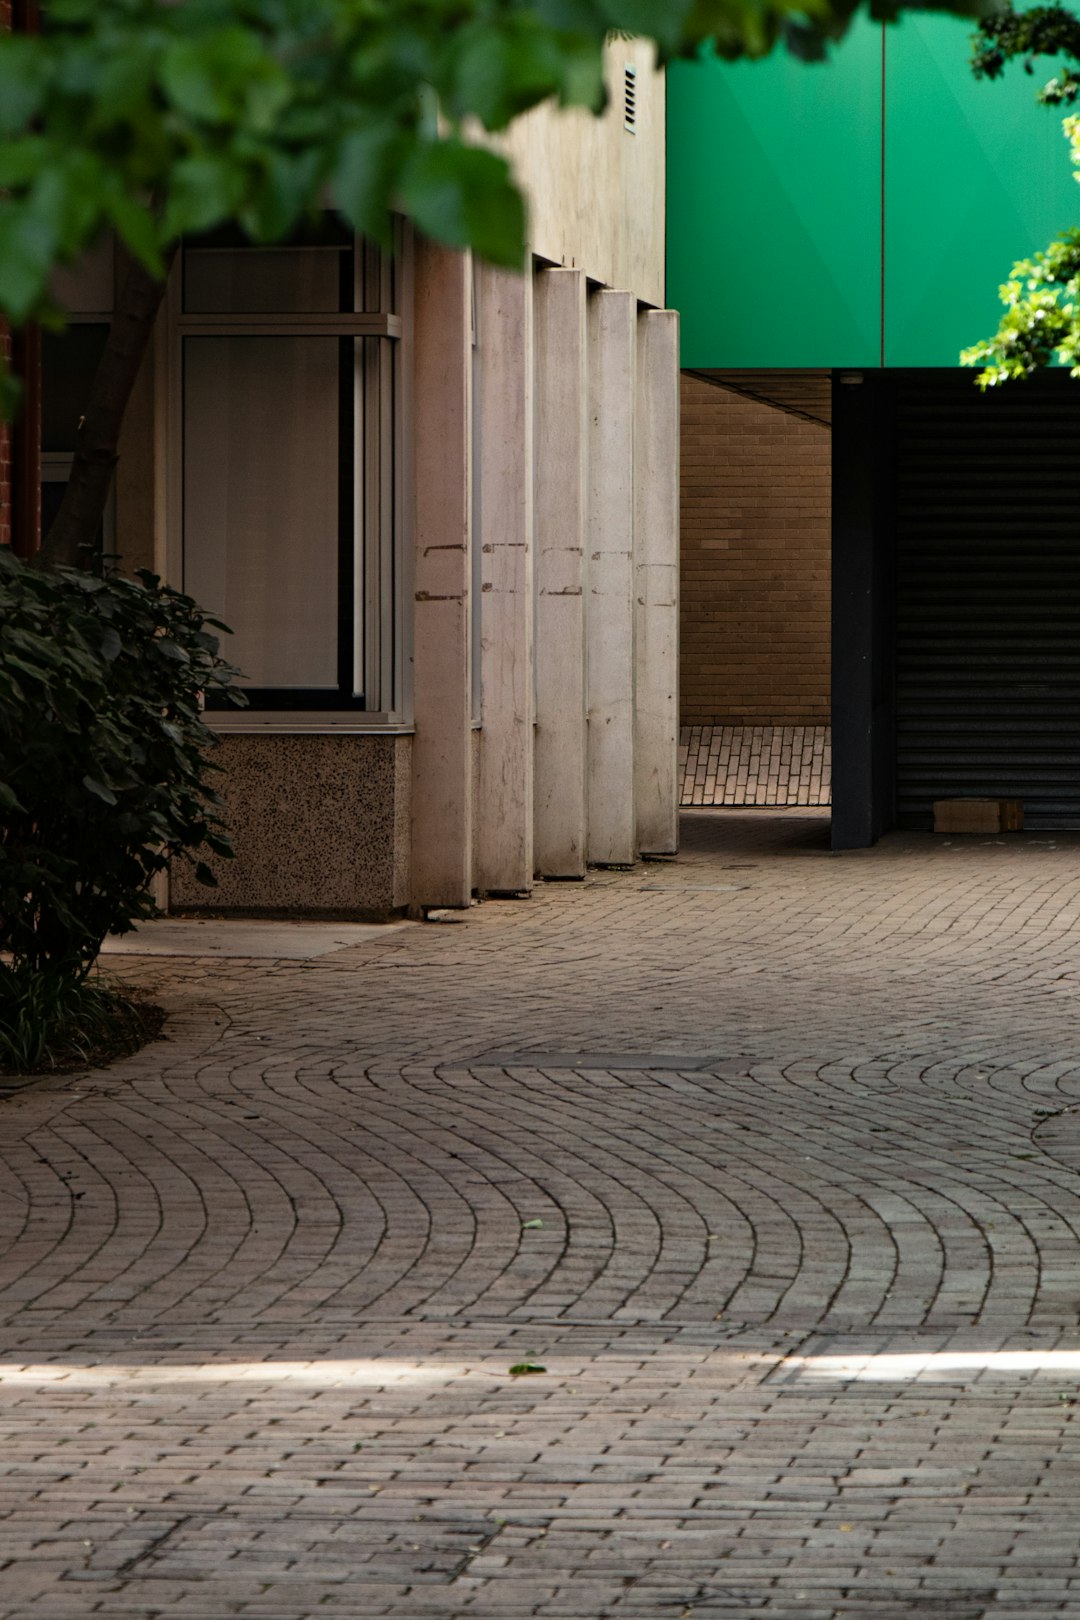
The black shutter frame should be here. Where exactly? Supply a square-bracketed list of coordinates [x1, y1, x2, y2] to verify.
[831, 368, 897, 849]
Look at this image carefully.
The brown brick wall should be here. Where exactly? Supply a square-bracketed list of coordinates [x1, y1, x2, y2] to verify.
[680, 371, 831, 725]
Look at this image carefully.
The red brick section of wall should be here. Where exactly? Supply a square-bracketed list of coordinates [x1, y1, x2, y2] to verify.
[0, 329, 10, 551]
[1, 0, 43, 561]
[0, 0, 10, 551]
[680, 370, 832, 726]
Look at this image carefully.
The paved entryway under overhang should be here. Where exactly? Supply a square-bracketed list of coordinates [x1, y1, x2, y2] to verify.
[680, 722, 831, 806]
[680, 370, 832, 810]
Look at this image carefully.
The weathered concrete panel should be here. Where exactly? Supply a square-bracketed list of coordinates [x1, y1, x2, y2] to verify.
[534, 267, 588, 879]
[634, 310, 680, 855]
[411, 242, 473, 909]
[586, 289, 636, 867]
[502, 40, 665, 310]
[474, 262, 534, 894]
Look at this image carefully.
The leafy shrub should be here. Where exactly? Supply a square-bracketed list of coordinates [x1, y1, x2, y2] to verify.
[0, 551, 243, 1059]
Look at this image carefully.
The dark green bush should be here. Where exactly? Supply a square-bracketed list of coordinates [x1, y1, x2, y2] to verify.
[0, 550, 243, 1047]
[0, 968, 160, 1075]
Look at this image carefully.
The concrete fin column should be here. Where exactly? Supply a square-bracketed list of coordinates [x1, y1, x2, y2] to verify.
[410, 241, 473, 909]
[474, 261, 535, 894]
[586, 289, 637, 867]
[534, 267, 588, 878]
[634, 309, 680, 855]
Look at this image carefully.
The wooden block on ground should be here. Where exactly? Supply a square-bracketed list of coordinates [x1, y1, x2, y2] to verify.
[933, 799, 1024, 834]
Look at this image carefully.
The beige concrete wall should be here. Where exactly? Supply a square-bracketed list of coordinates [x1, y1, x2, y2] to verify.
[410, 239, 474, 910]
[586, 289, 637, 866]
[533, 267, 589, 879]
[501, 39, 664, 308]
[155, 46, 673, 920]
[473, 261, 534, 895]
[634, 311, 680, 855]
[171, 734, 411, 919]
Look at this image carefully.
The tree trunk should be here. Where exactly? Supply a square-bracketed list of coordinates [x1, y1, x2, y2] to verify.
[37, 244, 177, 571]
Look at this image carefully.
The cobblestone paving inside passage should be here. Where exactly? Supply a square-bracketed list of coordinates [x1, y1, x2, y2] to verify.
[679, 726, 831, 807]
[11, 811, 1080, 1617]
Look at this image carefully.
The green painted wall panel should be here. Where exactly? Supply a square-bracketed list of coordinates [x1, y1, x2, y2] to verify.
[884, 16, 1080, 366]
[669, 16, 1080, 368]
[667, 21, 883, 369]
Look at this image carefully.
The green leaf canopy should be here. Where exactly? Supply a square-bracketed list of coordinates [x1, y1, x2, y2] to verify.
[0, 0, 989, 352]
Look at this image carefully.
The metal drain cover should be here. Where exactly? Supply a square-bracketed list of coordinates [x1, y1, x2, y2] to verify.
[640, 883, 750, 892]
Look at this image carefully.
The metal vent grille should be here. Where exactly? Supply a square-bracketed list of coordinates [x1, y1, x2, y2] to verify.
[895, 371, 1080, 830]
[624, 65, 637, 132]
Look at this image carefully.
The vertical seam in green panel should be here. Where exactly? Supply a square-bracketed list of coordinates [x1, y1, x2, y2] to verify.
[881, 23, 887, 368]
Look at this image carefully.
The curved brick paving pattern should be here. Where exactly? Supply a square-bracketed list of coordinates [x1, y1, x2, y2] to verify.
[8, 813, 1080, 1615]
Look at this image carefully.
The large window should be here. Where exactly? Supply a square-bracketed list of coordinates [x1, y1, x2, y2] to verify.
[41, 236, 117, 557]
[177, 220, 402, 713]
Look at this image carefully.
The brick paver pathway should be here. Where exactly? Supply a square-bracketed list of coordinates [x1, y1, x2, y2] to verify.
[5, 810, 1080, 1617]
[680, 727, 831, 807]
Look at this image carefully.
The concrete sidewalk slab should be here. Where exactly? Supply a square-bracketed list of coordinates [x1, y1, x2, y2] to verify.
[101, 917, 412, 959]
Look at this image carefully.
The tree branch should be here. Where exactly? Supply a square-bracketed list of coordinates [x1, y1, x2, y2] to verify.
[36, 245, 177, 572]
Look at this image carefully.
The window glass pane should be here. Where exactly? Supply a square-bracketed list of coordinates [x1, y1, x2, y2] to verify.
[183, 336, 341, 689]
[50, 236, 114, 315]
[41, 480, 66, 538]
[184, 247, 347, 314]
[41, 325, 109, 452]
[40, 477, 107, 556]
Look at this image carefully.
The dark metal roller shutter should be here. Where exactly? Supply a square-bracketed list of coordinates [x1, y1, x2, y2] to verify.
[895, 370, 1080, 829]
